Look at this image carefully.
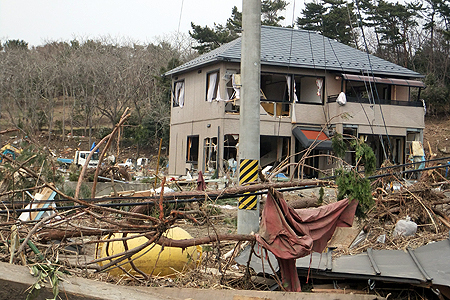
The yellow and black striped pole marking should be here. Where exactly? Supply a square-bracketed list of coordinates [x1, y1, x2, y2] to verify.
[238, 159, 259, 210]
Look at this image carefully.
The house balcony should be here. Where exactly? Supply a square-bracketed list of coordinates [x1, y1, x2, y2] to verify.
[327, 95, 423, 107]
[327, 95, 426, 131]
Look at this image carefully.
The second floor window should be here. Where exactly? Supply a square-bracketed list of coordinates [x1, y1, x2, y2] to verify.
[206, 71, 220, 102]
[173, 80, 185, 107]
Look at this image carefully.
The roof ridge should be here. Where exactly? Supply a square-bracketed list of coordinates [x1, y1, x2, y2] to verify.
[261, 25, 317, 34]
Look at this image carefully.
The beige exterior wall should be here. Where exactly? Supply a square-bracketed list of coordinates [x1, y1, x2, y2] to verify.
[327, 102, 425, 135]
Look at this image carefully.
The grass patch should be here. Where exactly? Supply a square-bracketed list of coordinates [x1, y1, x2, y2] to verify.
[215, 197, 238, 206]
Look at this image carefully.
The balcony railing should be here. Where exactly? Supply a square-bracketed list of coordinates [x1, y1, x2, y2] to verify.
[327, 95, 423, 107]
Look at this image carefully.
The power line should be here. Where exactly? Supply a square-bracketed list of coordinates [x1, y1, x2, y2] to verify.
[177, 0, 185, 33]
[353, 0, 392, 162]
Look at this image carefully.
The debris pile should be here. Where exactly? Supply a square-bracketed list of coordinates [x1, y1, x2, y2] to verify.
[342, 176, 450, 255]
[0, 119, 450, 299]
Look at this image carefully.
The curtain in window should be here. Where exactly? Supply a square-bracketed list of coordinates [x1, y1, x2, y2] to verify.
[286, 76, 297, 123]
[316, 78, 323, 96]
[286, 76, 298, 102]
[232, 74, 240, 99]
[207, 72, 218, 102]
[175, 81, 185, 107]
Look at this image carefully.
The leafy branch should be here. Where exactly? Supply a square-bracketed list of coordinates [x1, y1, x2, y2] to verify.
[26, 262, 64, 300]
[332, 133, 376, 218]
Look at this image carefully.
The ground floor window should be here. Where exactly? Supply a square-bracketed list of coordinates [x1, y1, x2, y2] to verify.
[204, 137, 217, 173]
[186, 135, 199, 164]
[260, 136, 290, 170]
[223, 134, 239, 176]
[343, 126, 357, 166]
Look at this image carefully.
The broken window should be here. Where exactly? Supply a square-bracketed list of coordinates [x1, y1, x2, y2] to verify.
[294, 76, 324, 104]
[391, 137, 404, 165]
[223, 134, 238, 161]
[406, 131, 422, 160]
[260, 73, 290, 117]
[341, 74, 425, 104]
[206, 71, 220, 102]
[225, 73, 240, 113]
[286, 75, 298, 102]
[204, 137, 218, 173]
[223, 134, 239, 176]
[410, 86, 421, 102]
[260, 136, 290, 174]
[173, 80, 185, 107]
[186, 135, 199, 163]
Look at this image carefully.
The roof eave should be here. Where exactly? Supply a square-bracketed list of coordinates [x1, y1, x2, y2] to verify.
[164, 58, 423, 80]
[163, 56, 241, 77]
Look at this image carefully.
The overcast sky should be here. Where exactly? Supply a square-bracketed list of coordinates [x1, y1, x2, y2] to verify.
[0, 0, 301, 47]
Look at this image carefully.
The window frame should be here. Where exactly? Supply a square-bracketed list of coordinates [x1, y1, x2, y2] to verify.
[186, 135, 199, 163]
[173, 79, 185, 108]
[206, 70, 220, 102]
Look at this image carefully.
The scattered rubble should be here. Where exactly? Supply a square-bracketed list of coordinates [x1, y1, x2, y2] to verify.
[1, 117, 450, 299]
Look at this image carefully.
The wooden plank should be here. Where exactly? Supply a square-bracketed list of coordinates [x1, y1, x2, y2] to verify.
[233, 296, 271, 300]
[311, 289, 368, 295]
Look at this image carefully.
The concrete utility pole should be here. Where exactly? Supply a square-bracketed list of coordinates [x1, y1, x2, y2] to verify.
[237, 0, 261, 234]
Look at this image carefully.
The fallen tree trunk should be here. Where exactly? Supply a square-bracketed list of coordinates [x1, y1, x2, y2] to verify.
[287, 197, 320, 209]
[0, 128, 19, 135]
[37, 228, 122, 242]
[139, 180, 329, 201]
[37, 228, 256, 247]
[155, 234, 256, 249]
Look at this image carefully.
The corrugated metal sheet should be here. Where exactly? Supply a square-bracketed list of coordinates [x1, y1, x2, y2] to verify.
[236, 238, 450, 288]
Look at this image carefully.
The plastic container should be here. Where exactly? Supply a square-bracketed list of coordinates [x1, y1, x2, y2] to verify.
[96, 227, 202, 277]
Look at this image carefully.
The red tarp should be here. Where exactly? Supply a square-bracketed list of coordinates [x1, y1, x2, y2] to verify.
[196, 171, 206, 191]
[255, 188, 358, 292]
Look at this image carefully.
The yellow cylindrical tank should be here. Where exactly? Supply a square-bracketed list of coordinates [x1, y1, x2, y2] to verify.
[96, 227, 202, 277]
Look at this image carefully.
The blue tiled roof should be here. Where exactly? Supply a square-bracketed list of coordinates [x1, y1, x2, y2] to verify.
[165, 26, 423, 78]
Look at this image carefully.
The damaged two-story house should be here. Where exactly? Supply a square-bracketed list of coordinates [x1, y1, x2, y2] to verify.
[164, 26, 425, 177]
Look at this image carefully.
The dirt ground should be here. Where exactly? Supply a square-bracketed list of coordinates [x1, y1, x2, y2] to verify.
[424, 116, 450, 158]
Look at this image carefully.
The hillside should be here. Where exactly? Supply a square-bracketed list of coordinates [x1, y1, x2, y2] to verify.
[424, 116, 450, 158]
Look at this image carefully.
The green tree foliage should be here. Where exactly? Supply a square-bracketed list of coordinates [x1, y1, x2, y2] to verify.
[420, 73, 450, 115]
[331, 133, 347, 158]
[297, 0, 359, 47]
[190, 1, 288, 54]
[262, 0, 288, 27]
[3, 39, 29, 51]
[412, 0, 450, 116]
[189, 22, 239, 54]
[332, 134, 375, 218]
[335, 168, 373, 218]
[363, 0, 420, 67]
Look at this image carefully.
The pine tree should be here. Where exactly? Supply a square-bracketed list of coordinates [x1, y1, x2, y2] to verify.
[190, 1, 288, 54]
[3, 39, 28, 51]
[296, 0, 359, 47]
[261, 0, 288, 27]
